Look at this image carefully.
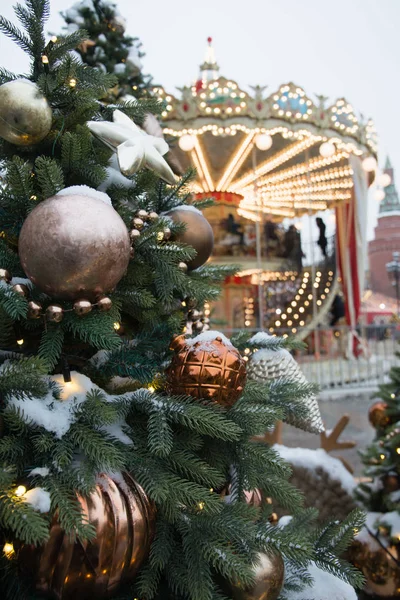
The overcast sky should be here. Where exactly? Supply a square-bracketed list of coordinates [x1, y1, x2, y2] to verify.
[1, 0, 400, 242]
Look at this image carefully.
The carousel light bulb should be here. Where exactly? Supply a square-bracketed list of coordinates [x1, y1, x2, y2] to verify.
[375, 189, 385, 202]
[378, 172, 391, 188]
[362, 156, 377, 172]
[319, 141, 336, 158]
[178, 134, 196, 152]
[255, 133, 273, 151]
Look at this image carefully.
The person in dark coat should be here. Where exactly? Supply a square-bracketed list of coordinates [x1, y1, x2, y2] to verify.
[316, 217, 328, 257]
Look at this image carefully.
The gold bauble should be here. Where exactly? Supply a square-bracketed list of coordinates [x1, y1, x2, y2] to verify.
[46, 305, 63, 323]
[73, 299, 92, 315]
[165, 208, 214, 269]
[18, 192, 130, 300]
[27, 300, 42, 319]
[17, 472, 155, 600]
[97, 296, 113, 312]
[0, 268, 11, 282]
[0, 79, 52, 146]
[349, 535, 400, 597]
[166, 334, 246, 407]
[231, 552, 285, 600]
[12, 283, 28, 296]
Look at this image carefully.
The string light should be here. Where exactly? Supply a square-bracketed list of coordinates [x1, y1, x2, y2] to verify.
[16, 339, 24, 346]
[50, 35, 58, 43]
[3, 543, 14, 558]
[69, 78, 77, 88]
[15, 485, 26, 497]
[113, 322, 121, 331]
[41, 55, 49, 64]
[197, 501, 205, 510]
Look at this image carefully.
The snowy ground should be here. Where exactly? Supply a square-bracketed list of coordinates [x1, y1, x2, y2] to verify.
[282, 389, 376, 476]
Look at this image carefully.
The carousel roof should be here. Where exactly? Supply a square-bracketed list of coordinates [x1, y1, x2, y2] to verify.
[156, 39, 377, 220]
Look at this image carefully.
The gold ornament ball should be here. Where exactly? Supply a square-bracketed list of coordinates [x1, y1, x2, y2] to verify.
[73, 299, 92, 316]
[0, 79, 52, 146]
[27, 300, 42, 319]
[148, 211, 159, 221]
[19, 193, 131, 300]
[97, 296, 113, 312]
[166, 334, 246, 407]
[231, 552, 285, 600]
[165, 208, 214, 269]
[12, 283, 28, 296]
[137, 209, 148, 220]
[178, 262, 188, 272]
[0, 268, 11, 283]
[46, 304, 63, 323]
[349, 536, 400, 597]
[16, 472, 155, 600]
[368, 401, 391, 429]
[132, 217, 144, 230]
[130, 229, 141, 241]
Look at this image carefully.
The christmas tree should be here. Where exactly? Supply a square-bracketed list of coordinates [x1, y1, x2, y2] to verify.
[61, 0, 152, 100]
[350, 368, 400, 596]
[0, 2, 364, 599]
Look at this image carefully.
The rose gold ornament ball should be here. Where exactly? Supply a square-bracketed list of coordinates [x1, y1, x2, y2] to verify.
[18, 193, 130, 300]
[165, 208, 214, 270]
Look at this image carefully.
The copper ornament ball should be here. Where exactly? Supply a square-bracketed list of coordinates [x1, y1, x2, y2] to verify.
[165, 208, 214, 269]
[383, 473, 400, 493]
[18, 193, 131, 300]
[166, 334, 246, 407]
[368, 401, 391, 429]
[0, 79, 52, 146]
[17, 472, 155, 600]
[231, 552, 285, 600]
[348, 535, 400, 597]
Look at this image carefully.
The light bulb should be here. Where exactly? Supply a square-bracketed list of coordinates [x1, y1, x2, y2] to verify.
[15, 485, 26, 497]
[362, 156, 377, 172]
[378, 173, 391, 188]
[148, 386, 155, 393]
[50, 35, 58, 43]
[319, 141, 335, 158]
[113, 322, 121, 331]
[255, 133, 273, 151]
[178, 134, 196, 152]
[16, 339, 24, 346]
[3, 543, 14, 557]
[375, 189, 385, 202]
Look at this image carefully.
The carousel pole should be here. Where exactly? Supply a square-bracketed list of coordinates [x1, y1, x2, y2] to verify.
[252, 145, 264, 331]
[305, 148, 320, 359]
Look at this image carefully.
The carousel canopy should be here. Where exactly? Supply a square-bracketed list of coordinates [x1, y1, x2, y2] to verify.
[155, 39, 377, 220]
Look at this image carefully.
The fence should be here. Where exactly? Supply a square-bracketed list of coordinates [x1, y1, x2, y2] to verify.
[220, 324, 400, 391]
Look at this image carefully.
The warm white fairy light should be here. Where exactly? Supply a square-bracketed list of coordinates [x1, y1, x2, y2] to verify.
[216, 132, 255, 191]
[192, 138, 214, 191]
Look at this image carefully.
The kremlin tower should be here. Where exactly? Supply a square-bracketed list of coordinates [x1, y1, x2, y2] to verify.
[368, 158, 400, 297]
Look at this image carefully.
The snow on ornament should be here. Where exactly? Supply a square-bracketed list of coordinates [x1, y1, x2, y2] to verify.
[87, 109, 176, 184]
[18, 186, 130, 300]
[247, 338, 324, 434]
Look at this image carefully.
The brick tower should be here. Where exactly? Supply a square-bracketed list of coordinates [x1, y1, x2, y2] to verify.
[369, 158, 400, 297]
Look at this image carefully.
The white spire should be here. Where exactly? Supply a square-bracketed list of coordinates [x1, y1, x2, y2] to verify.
[199, 37, 219, 82]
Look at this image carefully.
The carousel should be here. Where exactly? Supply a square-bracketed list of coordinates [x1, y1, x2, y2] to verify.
[155, 39, 378, 339]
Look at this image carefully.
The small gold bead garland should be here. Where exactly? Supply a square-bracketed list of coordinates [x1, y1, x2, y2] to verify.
[0, 268, 113, 323]
[129, 209, 187, 271]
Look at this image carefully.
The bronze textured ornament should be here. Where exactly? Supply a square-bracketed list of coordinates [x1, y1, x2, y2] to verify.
[17, 472, 155, 600]
[164, 207, 214, 269]
[0, 79, 52, 145]
[349, 532, 400, 597]
[18, 188, 131, 300]
[230, 552, 285, 600]
[368, 401, 392, 429]
[166, 333, 246, 407]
